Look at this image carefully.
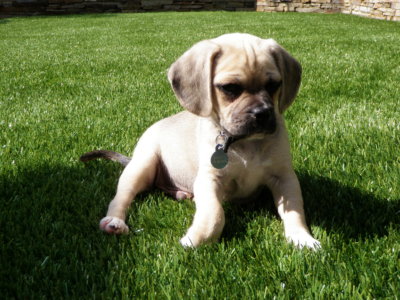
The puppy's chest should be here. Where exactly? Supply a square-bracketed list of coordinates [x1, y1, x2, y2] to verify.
[223, 147, 272, 200]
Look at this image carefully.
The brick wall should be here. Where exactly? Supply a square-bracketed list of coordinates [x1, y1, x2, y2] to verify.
[1, 0, 399, 21]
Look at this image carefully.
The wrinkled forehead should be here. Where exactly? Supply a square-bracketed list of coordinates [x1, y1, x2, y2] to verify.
[213, 38, 281, 85]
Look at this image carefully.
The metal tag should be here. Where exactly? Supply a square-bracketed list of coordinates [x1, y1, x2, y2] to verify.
[211, 145, 228, 169]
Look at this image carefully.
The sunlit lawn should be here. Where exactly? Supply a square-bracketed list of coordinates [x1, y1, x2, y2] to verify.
[1, 12, 399, 298]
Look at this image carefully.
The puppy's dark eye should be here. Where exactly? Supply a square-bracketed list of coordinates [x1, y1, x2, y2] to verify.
[217, 84, 243, 100]
[265, 80, 282, 96]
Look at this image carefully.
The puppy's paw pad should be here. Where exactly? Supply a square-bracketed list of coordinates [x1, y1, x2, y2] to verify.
[99, 217, 129, 235]
[180, 235, 195, 248]
[287, 232, 321, 251]
[175, 191, 193, 201]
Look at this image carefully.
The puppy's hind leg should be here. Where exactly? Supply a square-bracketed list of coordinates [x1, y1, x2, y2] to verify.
[100, 139, 159, 235]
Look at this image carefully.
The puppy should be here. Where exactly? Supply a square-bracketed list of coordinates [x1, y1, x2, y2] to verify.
[81, 33, 321, 250]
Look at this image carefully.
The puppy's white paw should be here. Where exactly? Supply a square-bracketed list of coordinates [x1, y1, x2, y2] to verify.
[286, 231, 321, 250]
[99, 216, 129, 234]
[180, 235, 195, 248]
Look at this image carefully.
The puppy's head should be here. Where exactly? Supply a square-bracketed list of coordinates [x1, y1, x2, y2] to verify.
[168, 33, 301, 138]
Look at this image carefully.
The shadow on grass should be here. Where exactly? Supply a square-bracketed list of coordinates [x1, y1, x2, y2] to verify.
[0, 162, 127, 298]
[300, 173, 400, 239]
[222, 172, 399, 242]
[1, 162, 399, 297]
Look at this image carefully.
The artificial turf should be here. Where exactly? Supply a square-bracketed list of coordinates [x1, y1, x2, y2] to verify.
[1, 12, 399, 298]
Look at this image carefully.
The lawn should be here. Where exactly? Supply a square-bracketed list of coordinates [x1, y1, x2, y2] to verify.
[1, 11, 399, 298]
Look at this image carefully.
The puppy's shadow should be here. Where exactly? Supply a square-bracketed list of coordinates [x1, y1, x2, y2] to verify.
[300, 173, 399, 239]
[77, 163, 399, 242]
[222, 172, 399, 242]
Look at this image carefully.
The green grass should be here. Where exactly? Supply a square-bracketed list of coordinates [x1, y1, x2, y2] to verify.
[1, 12, 399, 299]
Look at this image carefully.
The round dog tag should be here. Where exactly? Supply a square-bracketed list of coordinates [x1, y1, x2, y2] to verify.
[211, 146, 228, 169]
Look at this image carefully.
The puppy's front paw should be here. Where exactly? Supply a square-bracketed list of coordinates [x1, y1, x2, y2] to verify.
[100, 216, 129, 234]
[286, 231, 321, 250]
[180, 235, 195, 248]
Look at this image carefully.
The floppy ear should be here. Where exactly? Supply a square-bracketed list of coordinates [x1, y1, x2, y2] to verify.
[168, 40, 221, 117]
[268, 41, 302, 113]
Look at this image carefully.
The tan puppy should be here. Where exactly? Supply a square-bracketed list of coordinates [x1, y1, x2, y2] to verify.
[81, 33, 321, 250]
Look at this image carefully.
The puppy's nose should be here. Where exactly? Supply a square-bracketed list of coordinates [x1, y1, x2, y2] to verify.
[250, 106, 273, 121]
[249, 106, 276, 132]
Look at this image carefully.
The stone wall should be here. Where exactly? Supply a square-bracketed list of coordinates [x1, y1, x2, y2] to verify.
[342, 0, 400, 20]
[256, 0, 342, 13]
[1, 0, 399, 21]
[256, 0, 400, 21]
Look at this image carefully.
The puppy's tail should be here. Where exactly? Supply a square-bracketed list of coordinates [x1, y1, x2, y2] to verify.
[80, 150, 131, 167]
